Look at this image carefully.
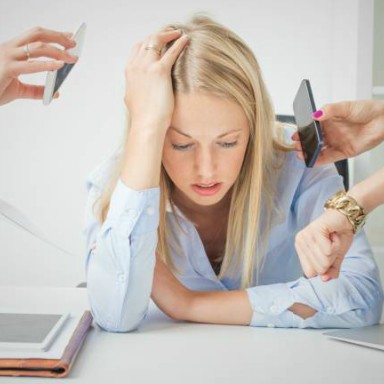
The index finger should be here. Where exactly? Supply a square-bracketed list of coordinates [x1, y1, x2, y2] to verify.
[13, 27, 76, 50]
[313, 101, 352, 122]
[321, 257, 343, 281]
[161, 34, 189, 68]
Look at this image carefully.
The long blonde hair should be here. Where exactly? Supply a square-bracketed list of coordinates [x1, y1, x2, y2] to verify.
[96, 15, 290, 288]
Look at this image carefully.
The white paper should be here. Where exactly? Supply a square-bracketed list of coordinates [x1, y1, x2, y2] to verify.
[0, 197, 76, 256]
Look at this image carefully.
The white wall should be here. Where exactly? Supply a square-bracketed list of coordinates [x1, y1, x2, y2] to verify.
[0, 0, 377, 287]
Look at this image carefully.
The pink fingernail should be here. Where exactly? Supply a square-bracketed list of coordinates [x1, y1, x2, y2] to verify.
[312, 110, 323, 119]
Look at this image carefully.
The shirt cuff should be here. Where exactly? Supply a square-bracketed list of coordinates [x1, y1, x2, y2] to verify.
[246, 283, 297, 328]
[101, 179, 160, 237]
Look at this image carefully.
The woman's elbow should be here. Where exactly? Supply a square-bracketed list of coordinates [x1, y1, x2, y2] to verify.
[91, 306, 147, 333]
[336, 296, 383, 328]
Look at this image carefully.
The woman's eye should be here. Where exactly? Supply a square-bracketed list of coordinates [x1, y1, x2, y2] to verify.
[172, 143, 193, 151]
[220, 141, 238, 148]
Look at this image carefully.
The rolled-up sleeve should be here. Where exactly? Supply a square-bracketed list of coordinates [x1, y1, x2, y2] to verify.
[246, 163, 383, 328]
[84, 178, 160, 332]
[247, 233, 383, 328]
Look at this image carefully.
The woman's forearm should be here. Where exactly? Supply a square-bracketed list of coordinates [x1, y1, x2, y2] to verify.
[187, 290, 253, 325]
[185, 291, 316, 325]
[348, 167, 384, 214]
[121, 127, 166, 190]
[152, 253, 318, 326]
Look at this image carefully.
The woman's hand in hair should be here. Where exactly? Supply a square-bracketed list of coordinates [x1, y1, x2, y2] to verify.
[292, 100, 384, 164]
[0, 27, 78, 106]
[124, 29, 189, 132]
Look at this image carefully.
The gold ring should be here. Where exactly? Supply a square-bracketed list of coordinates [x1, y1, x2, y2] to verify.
[145, 45, 161, 55]
[23, 44, 31, 60]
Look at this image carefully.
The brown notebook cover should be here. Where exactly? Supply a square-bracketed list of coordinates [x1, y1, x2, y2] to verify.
[0, 311, 93, 378]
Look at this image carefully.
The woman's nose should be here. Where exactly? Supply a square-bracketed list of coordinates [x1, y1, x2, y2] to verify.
[195, 148, 216, 180]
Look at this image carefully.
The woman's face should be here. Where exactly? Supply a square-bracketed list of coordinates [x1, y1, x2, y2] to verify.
[162, 92, 250, 209]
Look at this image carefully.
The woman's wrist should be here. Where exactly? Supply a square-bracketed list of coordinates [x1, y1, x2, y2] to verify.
[347, 185, 368, 213]
[120, 126, 167, 190]
[128, 121, 169, 139]
[321, 208, 353, 233]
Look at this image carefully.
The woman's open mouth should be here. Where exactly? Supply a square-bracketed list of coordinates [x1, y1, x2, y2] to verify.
[191, 182, 222, 196]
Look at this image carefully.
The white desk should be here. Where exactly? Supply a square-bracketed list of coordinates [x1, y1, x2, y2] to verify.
[0, 287, 383, 384]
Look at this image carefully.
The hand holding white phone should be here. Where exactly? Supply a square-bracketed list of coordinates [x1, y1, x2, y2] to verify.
[43, 22, 86, 105]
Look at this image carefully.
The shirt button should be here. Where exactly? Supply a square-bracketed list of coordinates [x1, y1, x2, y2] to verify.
[146, 206, 155, 215]
[326, 307, 334, 314]
[267, 323, 275, 328]
[117, 273, 126, 283]
[270, 305, 278, 314]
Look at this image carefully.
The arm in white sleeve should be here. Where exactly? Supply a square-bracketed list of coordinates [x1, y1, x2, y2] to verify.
[84, 178, 159, 332]
[246, 164, 383, 328]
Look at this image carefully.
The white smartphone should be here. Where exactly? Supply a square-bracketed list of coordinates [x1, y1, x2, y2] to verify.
[0, 312, 69, 351]
[43, 22, 86, 105]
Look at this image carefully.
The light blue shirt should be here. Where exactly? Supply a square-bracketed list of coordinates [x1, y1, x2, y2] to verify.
[84, 152, 383, 332]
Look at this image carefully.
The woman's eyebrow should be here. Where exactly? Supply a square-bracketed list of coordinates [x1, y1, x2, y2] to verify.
[169, 127, 192, 138]
[169, 127, 242, 138]
[217, 129, 242, 138]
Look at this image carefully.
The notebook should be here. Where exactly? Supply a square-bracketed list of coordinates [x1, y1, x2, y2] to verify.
[324, 324, 384, 351]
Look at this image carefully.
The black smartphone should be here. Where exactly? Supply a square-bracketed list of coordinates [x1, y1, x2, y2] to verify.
[293, 79, 323, 167]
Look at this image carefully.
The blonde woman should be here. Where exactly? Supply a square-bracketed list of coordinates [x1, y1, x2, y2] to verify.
[84, 16, 383, 332]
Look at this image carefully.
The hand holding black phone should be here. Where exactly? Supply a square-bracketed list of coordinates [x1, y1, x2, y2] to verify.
[293, 79, 323, 167]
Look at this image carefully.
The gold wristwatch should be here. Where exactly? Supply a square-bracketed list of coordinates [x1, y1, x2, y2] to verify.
[324, 190, 367, 233]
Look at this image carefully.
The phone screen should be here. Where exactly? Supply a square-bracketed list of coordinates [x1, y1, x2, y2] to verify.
[43, 22, 86, 105]
[293, 79, 323, 167]
[53, 63, 75, 94]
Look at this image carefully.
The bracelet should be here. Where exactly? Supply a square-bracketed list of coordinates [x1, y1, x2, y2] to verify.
[324, 190, 367, 233]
